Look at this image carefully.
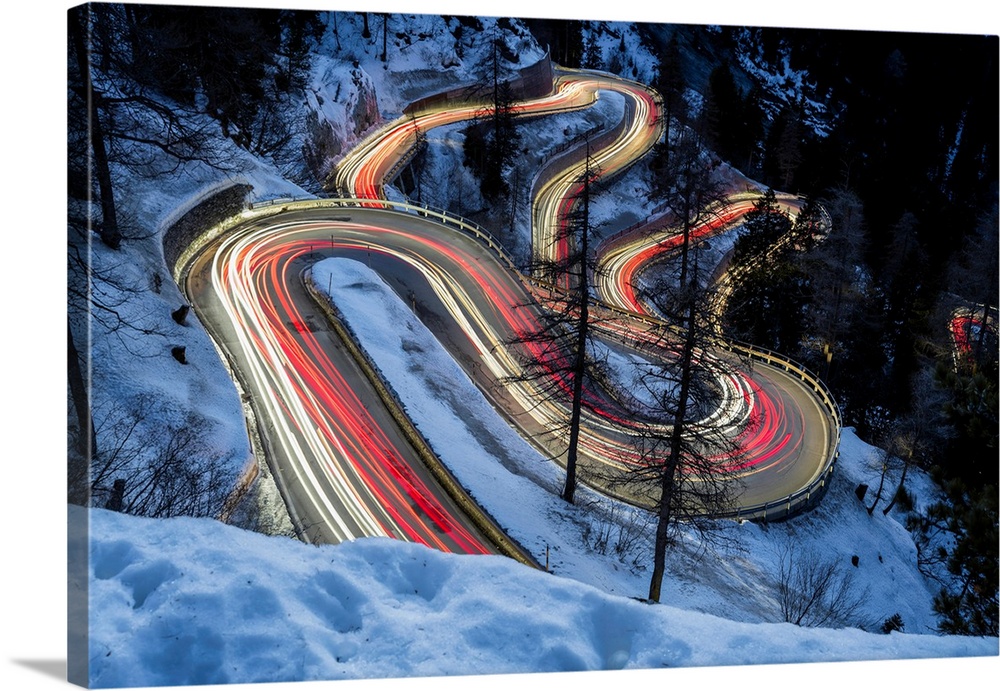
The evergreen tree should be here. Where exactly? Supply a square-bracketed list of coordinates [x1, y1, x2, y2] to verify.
[879, 211, 930, 413]
[763, 103, 806, 191]
[730, 189, 791, 266]
[798, 189, 869, 385]
[937, 365, 999, 487]
[914, 479, 999, 637]
[721, 196, 822, 353]
[740, 84, 766, 175]
[700, 62, 744, 166]
[582, 25, 602, 70]
[652, 33, 688, 164]
[275, 9, 324, 93]
[114, 4, 306, 158]
[720, 190, 810, 351]
[556, 19, 585, 67]
[699, 60, 765, 173]
[463, 33, 522, 203]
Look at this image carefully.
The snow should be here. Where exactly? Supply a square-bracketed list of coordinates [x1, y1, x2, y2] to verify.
[78, 251, 992, 688]
[76, 503, 996, 688]
[732, 30, 832, 137]
[7, 1, 1000, 690]
[307, 259, 969, 633]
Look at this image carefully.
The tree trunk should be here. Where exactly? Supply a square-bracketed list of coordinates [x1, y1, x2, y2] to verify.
[974, 299, 991, 370]
[69, 5, 121, 250]
[867, 466, 887, 515]
[563, 332, 584, 504]
[649, 286, 697, 603]
[562, 152, 592, 504]
[882, 451, 912, 515]
[867, 444, 892, 515]
[381, 13, 388, 62]
[68, 319, 96, 461]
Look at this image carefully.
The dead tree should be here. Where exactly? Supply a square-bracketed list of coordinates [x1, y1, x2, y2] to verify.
[618, 259, 748, 604]
[88, 394, 233, 519]
[620, 126, 749, 603]
[503, 147, 606, 504]
[776, 544, 872, 628]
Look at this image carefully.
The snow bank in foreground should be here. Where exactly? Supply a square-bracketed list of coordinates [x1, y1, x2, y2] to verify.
[78, 504, 996, 689]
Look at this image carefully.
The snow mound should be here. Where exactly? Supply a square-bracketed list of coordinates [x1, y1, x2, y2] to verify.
[79, 504, 996, 689]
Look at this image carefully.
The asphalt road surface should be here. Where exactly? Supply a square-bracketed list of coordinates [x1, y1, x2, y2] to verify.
[178, 65, 840, 556]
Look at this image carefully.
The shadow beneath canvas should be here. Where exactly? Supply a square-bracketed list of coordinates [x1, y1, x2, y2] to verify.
[11, 658, 66, 682]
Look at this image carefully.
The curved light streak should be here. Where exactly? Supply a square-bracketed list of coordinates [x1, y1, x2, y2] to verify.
[949, 304, 998, 370]
[207, 221, 494, 553]
[184, 62, 841, 554]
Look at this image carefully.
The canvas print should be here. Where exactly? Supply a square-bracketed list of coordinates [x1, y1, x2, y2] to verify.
[66, 1, 998, 688]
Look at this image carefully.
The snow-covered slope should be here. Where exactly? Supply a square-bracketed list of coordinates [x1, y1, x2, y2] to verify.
[310, 258, 953, 632]
[75, 503, 995, 689]
[69, 255, 1000, 689]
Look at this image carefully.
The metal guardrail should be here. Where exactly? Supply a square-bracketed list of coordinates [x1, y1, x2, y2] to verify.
[237, 195, 842, 523]
[715, 339, 842, 522]
[578, 290, 841, 522]
[580, 189, 840, 522]
[247, 195, 524, 275]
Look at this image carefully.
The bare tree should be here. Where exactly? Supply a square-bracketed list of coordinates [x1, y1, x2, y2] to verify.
[776, 544, 872, 628]
[87, 394, 234, 519]
[880, 429, 915, 516]
[616, 278, 748, 603]
[69, 5, 120, 250]
[862, 406, 917, 517]
[77, 4, 313, 189]
[67, 318, 94, 502]
[612, 128, 749, 603]
[582, 496, 654, 570]
[68, 2, 259, 274]
[644, 128, 730, 304]
[503, 147, 605, 504]
[866, 414, 923, 517]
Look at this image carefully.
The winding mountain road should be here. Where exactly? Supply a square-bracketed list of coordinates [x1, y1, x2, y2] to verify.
[177, 64, 841, 561]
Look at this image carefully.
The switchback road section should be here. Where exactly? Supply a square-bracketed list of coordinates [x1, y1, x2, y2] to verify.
[175, 61, 842, 560]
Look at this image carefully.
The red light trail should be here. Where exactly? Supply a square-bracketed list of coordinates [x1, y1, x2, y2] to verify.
[181, 66, 840, 555]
